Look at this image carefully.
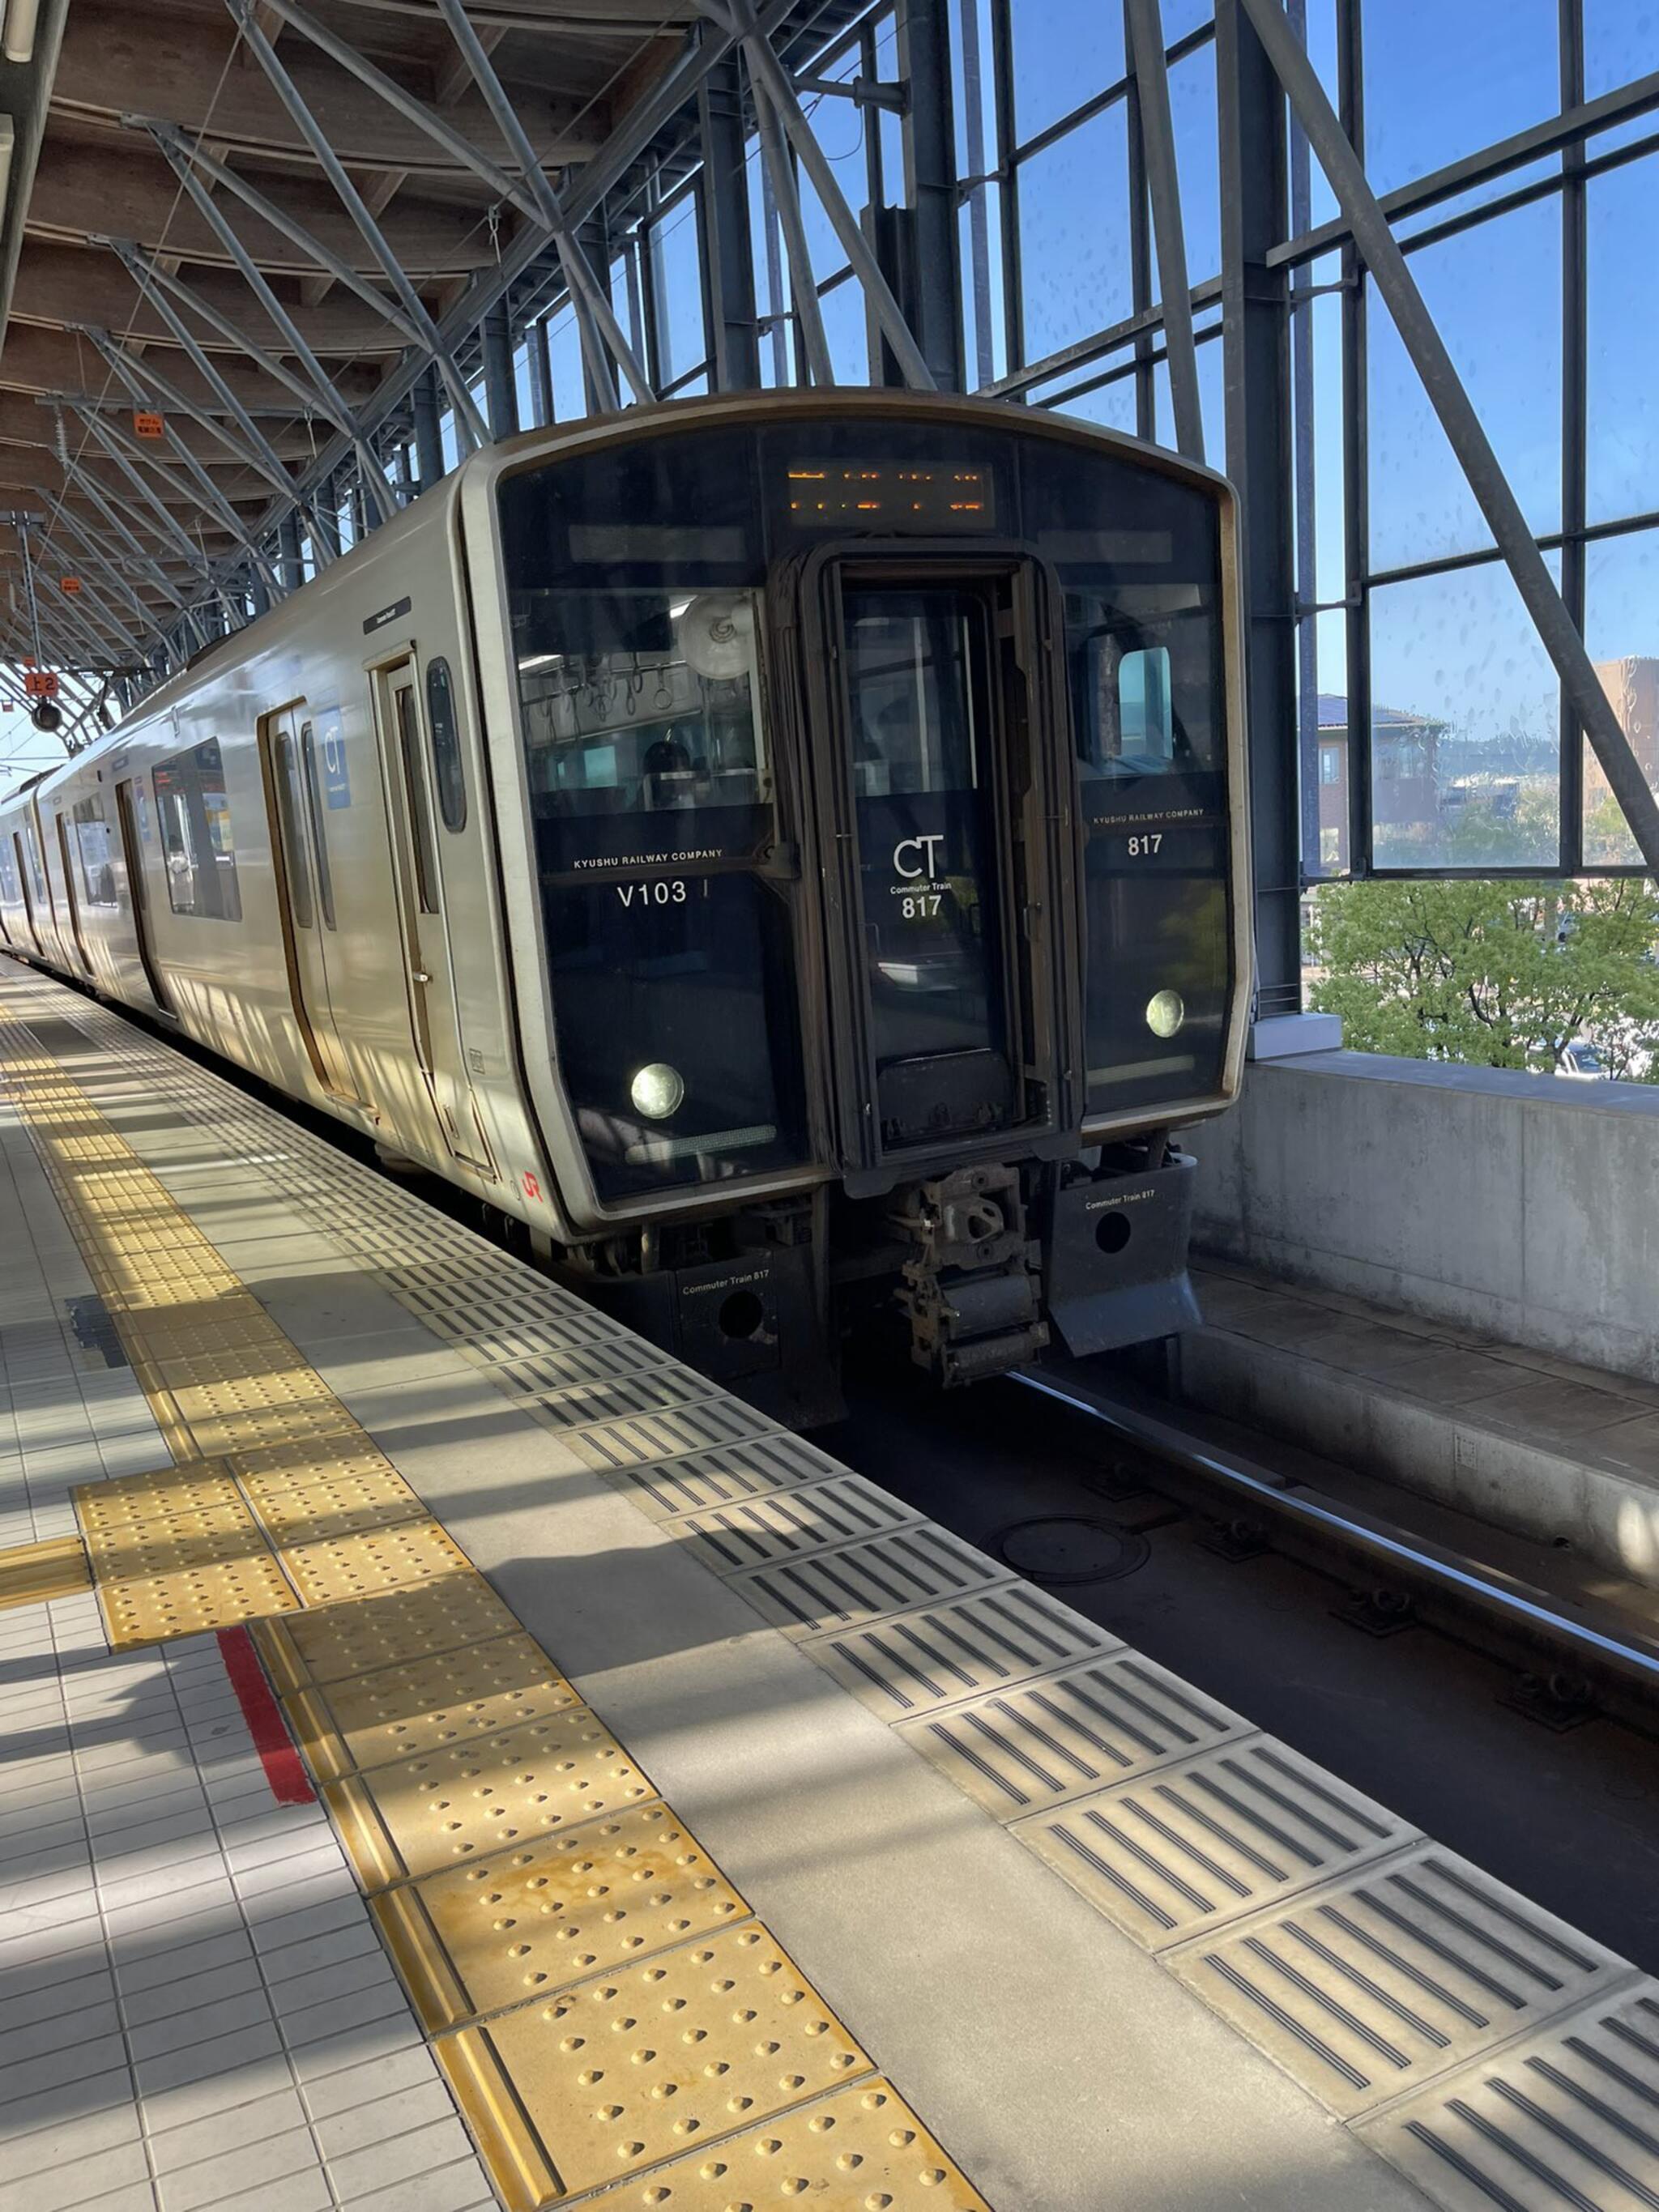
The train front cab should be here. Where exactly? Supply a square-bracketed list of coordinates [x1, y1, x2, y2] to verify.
[478, 395, 1248, 1406]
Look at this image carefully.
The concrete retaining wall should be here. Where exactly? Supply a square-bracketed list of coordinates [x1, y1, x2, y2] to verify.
[1182, 1052, 1659, 1384]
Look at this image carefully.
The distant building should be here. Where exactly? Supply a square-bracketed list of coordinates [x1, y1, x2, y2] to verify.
[1314, 695, 1444, 872]
[1588, 657, 1659, 825]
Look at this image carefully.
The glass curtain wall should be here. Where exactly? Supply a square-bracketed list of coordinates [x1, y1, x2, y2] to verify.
[359, 0, 1659, 901]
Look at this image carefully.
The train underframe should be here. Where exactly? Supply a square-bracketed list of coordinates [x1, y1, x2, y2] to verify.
[552, 1135, 1201, 1427]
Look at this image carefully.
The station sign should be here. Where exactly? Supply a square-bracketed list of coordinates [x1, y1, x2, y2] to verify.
[23, 669, 59, 699]
[133, 410, 165, 441]
[58, 577, 81, 596]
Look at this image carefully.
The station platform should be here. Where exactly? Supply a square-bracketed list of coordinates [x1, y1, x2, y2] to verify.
[2, 957, 1657, 2212]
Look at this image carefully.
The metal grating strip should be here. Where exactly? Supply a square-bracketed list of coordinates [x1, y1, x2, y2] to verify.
[604, 1431, 848, 1520]
[564, 1396, 780, 1471]
[1356, 1980, 1659, 2210]
[1171, 1842, 1635, 2120]
[1017, 1737, 1416, 1954]
[898, 1651, 1256, 1821]
[732, 1523, 1009, 1639]
[806, 1581, 1121, 1720]
[663, 1474, 918, 1573]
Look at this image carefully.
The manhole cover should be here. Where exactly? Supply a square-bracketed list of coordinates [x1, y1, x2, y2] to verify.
[992, 1516, 1150, 1585]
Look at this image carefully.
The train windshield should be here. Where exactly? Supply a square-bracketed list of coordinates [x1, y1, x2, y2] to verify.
[503, 444, 809, 1200]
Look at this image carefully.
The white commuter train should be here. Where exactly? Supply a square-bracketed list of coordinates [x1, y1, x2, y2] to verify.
[0, 391, 1250, 1419]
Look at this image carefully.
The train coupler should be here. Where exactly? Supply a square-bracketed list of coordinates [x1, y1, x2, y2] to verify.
[890, 1164, 1049, 1387]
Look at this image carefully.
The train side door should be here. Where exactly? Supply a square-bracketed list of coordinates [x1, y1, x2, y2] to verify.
[13, 832, 41, 954]
[53, 813, 92, 976]
[114, 778, 173, 1016]
[369, 653, 494, 1174]
[258, 705, 361, 1101]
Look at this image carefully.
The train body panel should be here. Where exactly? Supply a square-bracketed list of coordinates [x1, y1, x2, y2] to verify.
[2, 392, 1252, 1409]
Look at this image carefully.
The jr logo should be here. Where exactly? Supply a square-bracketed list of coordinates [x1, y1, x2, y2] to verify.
[893, 833, 944, 880]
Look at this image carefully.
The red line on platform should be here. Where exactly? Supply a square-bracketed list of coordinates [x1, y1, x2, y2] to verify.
[216, 1625, 315, 1805]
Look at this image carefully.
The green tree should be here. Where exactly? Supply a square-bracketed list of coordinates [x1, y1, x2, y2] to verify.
[1307, 875, 1659, 1077]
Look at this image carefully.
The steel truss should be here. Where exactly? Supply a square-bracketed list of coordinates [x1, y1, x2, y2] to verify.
[10, 0, 1654, 921]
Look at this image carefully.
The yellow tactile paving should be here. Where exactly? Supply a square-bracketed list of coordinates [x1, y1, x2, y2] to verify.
[236, 1458, 426, 1548]
[252, 1575, 522, 1692]
[374, 1802, 752, 2031]
[324, 1709, 657, 1888]
[70, 1460, 243, 1535]
[0, 1532, 91, 1610]
[279, 1518, 476, 1608]
[434, 1924, 872, 2205]
[0, 1006, 988, 2212]
[574, 2078, 992, 2210]
[283, 1634, 582, 1784]
[93, 1543, 301, 1647]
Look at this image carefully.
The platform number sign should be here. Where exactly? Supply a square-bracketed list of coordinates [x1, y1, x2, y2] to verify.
[314, 705, 351, 808]
[23, 670, 58, 699]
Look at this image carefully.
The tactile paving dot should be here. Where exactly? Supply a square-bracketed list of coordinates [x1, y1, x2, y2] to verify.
[574, 2077, 991, 2210]
[440, 1924, 872, 2197]
[286, 1632, 582, 1782]
[237, 1460, 424, 1546]
[325, 1708, 656, 1886]
[98, 1550, 300, 1649]
[252, 1573, 520, 1694]
[71, 1460, 241, 1535]
[279, 1518, 475, 1606]
[377, 1802, 751, 2030]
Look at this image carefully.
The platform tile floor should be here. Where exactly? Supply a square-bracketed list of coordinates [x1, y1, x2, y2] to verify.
[0, 1103, 497, 2212]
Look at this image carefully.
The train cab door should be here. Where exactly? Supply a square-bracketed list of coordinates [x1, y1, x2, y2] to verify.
[370, 653, 495, 1176]
[114, 778, 173, 1017]
[804, 555, 1073, 1178]
[259, 706, 360, 1102]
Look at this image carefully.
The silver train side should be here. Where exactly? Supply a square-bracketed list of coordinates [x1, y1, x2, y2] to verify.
[0, 392, 1252, 1421]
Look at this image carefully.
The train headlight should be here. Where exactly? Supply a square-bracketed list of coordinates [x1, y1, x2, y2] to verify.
[1145, 988, 1185, 1039]
[629, 1062, 684, 1120]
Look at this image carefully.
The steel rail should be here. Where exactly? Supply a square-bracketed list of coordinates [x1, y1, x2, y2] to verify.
[1013, 1368, 1659, 1702]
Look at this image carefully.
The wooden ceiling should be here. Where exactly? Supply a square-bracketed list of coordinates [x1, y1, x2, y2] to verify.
[0, 0, 697, 643]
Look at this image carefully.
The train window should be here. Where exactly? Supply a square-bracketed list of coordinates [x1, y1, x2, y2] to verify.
[393, 685, 441, 913]
[424, 658, 467, 832]
[272, 730, 314, 931]
[20, 822, 48, 910]
[70, 796, 119, 908]
[515, 589, 771, 838]
[298, 724, 337, 929]
[1070, 594, 1215, 781]
[152, 739, 243, 921]
[0, 836, 17, 904]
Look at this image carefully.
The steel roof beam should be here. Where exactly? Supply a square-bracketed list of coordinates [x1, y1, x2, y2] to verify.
[699, 0, 936, 390]
[1126, 0, 1202, 462]
[62, 407, 224, 588]
[99, 241, 308, 505]
[76, 327, 301, 587]
[228, 0, 490, 449]
[431, 0, 655, 405]
[130, 117, 434, 352]
[750, 69, 831, 384]
[145, 125, 397, 523]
